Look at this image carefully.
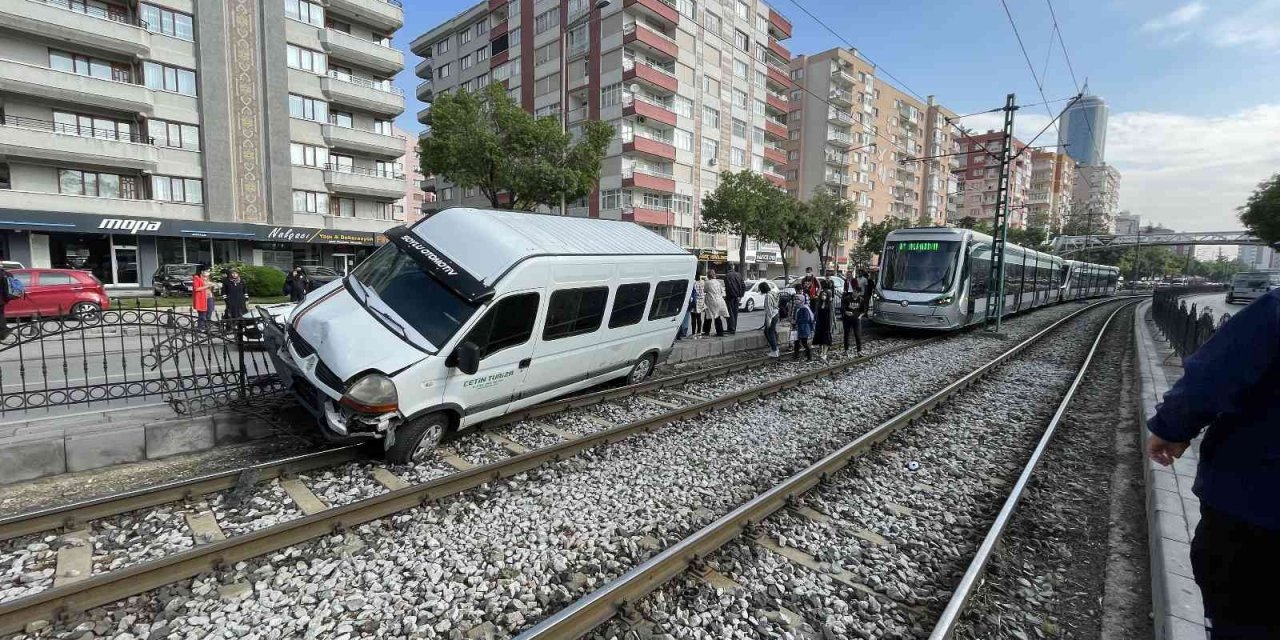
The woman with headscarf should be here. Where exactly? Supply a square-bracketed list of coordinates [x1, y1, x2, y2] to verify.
[221, 268, 249, 320]
[702, 269, 728, 337]
[791, 283, 814, 361]
[812, 278, 835, 361]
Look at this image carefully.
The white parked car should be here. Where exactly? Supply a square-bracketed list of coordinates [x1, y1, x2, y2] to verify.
[263, 208, 696, 463]
[740, 279, 780, 312]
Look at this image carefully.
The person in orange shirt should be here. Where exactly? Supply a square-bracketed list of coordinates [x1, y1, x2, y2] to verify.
[192, 264, 214, 330]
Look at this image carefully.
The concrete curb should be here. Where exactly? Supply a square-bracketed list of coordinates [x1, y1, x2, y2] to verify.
[1134, 300, 1208, 640]
[665, 325, 794, 364]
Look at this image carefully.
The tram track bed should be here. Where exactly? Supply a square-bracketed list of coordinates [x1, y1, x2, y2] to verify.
[0, 301, 1110, 638]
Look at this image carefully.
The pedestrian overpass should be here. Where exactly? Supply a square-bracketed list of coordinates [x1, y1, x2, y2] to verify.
[1051, 231, 1265, 255]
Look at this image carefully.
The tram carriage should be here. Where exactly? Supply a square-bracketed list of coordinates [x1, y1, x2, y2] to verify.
[872, 228, 1120, 330]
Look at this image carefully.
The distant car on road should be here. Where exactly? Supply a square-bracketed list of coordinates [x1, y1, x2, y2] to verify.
[739, 279, 780, 312]
[1227, 270, 1280, 305]
[299, 265, 342, 290]
[152, 263, 200, 297]
[5, 269, 110, 319]
[0, 261, 24, 270]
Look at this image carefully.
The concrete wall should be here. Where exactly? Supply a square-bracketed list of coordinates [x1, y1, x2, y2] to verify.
[195, 1, 235, 225]
[0, 32, 55, 66]
[262, 0, 300, 225]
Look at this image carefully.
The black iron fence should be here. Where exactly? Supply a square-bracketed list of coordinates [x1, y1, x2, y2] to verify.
[0, 302, 282, 417]
[1151, 287, 1231, 360]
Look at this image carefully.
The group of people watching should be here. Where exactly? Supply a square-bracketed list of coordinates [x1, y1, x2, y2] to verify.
[190, 265, 313, 329]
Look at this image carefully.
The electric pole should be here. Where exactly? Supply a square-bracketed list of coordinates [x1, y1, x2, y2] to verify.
[984, 94, 1016, 333]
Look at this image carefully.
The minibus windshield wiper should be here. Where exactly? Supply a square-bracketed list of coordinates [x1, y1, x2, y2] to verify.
[346, 274, 370, 304]
[367, 304, 409, 341]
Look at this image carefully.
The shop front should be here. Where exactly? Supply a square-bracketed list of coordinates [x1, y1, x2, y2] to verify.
[0, 210, 385, 290]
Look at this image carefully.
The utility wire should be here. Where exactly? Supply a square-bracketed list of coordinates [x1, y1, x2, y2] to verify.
[1044, 0, 1080, 93]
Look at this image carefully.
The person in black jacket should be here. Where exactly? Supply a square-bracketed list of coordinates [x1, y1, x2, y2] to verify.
[724, 265, 745, 334]
[285, 267, 309, 303]
[841, 274, 863, 355]
[221, 268, 249, 320]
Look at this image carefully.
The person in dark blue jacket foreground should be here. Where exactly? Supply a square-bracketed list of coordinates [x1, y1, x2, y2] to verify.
[1147, 288, 1280, 640]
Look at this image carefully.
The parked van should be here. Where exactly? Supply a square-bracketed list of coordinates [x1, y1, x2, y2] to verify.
[1227, 270, 1280, 305]
[262, 208, 696, 463]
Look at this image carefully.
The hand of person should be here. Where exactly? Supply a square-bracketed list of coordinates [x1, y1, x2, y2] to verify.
[1146, 433, 1190, 467]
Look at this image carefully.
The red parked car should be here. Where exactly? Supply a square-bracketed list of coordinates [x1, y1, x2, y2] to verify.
[5, 269, 111, 319]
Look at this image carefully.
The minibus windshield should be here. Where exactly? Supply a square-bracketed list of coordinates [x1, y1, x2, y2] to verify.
[880, 240, 961, 293]
[349, 243, 480, 350]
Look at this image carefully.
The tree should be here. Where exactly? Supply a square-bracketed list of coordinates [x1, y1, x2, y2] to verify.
[1239, 173, 1280, 246]
[858, 217, 909, 263]
[915, 214, 935, 228]
[701, 170, 780, 270]
[805, 187, 855, 274]
[956, 216, 979, 229]
[419, 83, 614, 211]
[756, 192, 814, 281]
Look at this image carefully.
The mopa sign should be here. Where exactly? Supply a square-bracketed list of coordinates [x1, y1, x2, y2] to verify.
[98, 218, 163, 234]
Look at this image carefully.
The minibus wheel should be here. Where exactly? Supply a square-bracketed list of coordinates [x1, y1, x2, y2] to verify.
[385, 412, 448, 465]
[627, 354, 656, 384]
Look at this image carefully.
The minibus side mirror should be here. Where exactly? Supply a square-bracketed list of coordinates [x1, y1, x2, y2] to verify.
[454, 342, 481, 375]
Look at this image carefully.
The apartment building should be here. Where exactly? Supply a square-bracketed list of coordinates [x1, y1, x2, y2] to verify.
[1113, 212, 1140, 236]
[411, 0, 798, 277]
[1068, 163, 1121, 233]
[395, 124, 428, 224]
[950, 130, 1032, 229]
[1027, 150, 1074, 235]
[0, 0, 406, 286]
[787, 48, 959, 265]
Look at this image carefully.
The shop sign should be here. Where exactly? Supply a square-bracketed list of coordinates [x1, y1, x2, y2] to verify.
[692, 249, 728, 262]
[0, 207, 383, 246]
[98, 218, 163, 234]
[755, 251, 778, 263]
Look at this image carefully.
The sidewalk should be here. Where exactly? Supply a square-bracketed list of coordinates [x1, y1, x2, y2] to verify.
[666, 323, 793, 364]
[1134, 300, 1208, 640]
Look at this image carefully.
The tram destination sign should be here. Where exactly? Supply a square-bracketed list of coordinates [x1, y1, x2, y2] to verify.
[897, 241, 943, 252]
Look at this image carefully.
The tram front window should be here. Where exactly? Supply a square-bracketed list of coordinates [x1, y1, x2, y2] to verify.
[881, 240, 962, 293]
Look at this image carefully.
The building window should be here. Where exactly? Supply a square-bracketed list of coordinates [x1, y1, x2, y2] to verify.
[753, 127, 765, 146]
[509, 26, 521, 46]
[436, 39, 449, 55]
[703, 11, 721, 34]
[148, 119, 200, 151]
[476, 46, 490, 62]
[441, 187, 454, 201]
[140, 4, 194, 41]
[143, 61, 197, 96]
[731, 119, 747, 139]
[533, 73, 559, 97]
[672, 194, 692, 215]
[373, 119, 393, 135]
[328, 197, 355, 217]
[460, 53, 473, 70]
[733, 59, 748, 79]
[286, 45, 326, 74]
[703, 106, 719, 128]
[673, 95, 693, 118]
[289, 143, 328, 168]
[702, 75, 719, 96]
[151, 176, 203, 204]
[600, 82, 622, 107]
[49, 50, 129, 83]
[289, 94, 328, 121]
[732, 89, 748, 108]
[534, 42, 559, 66]
[734, 29, 749, 51]
[52, 111, 134, 144]
[293, 190, 329, 214]
[285, 0, 324, 26]
[730, 147, 746, 167]
[702, 137, 719, 161]
[460, 28, 472, 45]
[673, 128, 693, 151]
[437, 63, 451, 79]
[534, 7, 559, 35]
[464, 186, 478, 198]
[329, 110, 353, 128]
[59, 169, 135, 199]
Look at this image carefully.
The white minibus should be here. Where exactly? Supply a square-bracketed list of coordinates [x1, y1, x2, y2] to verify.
[262, 208, 696, 463]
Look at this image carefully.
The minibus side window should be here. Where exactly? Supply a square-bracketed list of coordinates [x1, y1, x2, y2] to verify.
[462, 293, 540, 359]
[648, 279, 690, 320]
[544, 287, 609, 340]
[609, 283, 651, 329]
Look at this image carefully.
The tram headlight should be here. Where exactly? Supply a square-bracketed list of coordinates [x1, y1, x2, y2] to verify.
[933, 294, 953, 306]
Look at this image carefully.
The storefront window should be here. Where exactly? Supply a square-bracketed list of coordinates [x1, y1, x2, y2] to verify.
[157, 237, 185, 266]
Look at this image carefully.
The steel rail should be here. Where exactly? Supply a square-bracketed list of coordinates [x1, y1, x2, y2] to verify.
[514, 297, 1137, 640]
[0, 340, 875, 542]
[927, 300, 1138, 639]
[0, 326, 935, 634]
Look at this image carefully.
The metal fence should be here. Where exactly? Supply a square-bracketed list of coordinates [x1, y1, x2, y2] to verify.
[0, 300, 282, 417]
[1151, 287, 1231, 360]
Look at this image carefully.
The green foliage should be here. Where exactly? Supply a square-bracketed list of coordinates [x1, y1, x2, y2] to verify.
[858, 217, 910, 260]
[236, 265, 286, 298]
[419, 84, 614, 211]
[805, 187, 855, 273]
[700, 170, 782, 268]
[755, 192, 814, 280]
[955, 216, 979, 229]
[1239, 173, 1280, 245]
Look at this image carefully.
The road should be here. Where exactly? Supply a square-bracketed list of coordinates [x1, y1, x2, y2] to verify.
[1183, 292, 1240, 324]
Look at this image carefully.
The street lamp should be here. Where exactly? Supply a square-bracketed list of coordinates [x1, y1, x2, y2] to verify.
[560, 0, 611, 216]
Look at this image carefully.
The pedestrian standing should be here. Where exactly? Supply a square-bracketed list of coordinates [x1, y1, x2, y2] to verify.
[841, 275, 863, 355]
[801, 267, 820, 300]
[692, 276, 706, 339]
[221, 268, 249, 320]
[760, 281, 780, 358]
[286, 267, 309, 303]
[813, 279, 835, 361]
[858, 270, 874, 311]
[702, 270, 728, 337]
[790, 286, 814, 361]
[1147, 288, 1280, 640]
[724, 265, 745, 334]
[0, 264, 14, 340]
[192, 264, 214, 330]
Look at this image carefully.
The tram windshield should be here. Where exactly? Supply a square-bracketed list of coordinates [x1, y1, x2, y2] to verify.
[881, 240, 962, 293]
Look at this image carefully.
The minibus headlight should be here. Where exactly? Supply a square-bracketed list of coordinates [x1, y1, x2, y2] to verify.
[341, 373, 399, 414]
[934, 295, 953, 306]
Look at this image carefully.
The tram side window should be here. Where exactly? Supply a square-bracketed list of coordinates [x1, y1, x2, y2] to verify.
[1005, 260, 1023, 293]
[969, 253, 991, 297]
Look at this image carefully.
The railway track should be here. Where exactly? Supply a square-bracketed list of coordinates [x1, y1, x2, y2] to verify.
[0, 330, 942, 633]
[516, 298, 1139, 639]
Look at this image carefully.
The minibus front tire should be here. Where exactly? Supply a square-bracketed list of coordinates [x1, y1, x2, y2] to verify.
[385, 412, 448, 464]
[627, 354, 656, 385]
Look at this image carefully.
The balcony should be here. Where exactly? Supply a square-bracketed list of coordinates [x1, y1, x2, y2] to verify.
[623, 22, 678, 60]
[828, 88, 854, 107]
[766, 92, 789, 115]
[622, 95, 677, 127]
[624, 0, 680, 27]
[323, 73, 405, 117]
[623, 135, 677, 161]
[0, 59, 152, 114]
[825, 173, 850, 187]
[767, 8, 793, 40]
[764, 172, 786, 188]
[824, 151, 848, 166]
[763, 145, 787, 165]
[827, 108, 853, 125]
[622, 60, 678, 94]
[767, 37, 790, 61]
[0, 115, 159, 171]
[831, 68, 855, 86]
[323, 164, 406, 199]
[764, 118, 788, 139]
[417, 78, 433, 103]
[326, 0, 405, 32]
[623, 206, 674, 226]
[766, 66, 792, 90]
[0, 189, 202, 221]
[415, 58, 433, 78]
[322, 125, 405, 159]
[622, 167, 676, 193]
[1, 0, 149, 57]
[827, 130, 853, 148]
[320, 29, 405, 76]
